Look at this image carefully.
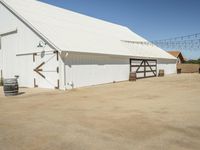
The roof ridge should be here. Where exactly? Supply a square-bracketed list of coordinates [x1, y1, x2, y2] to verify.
[36, 0, 128, 30]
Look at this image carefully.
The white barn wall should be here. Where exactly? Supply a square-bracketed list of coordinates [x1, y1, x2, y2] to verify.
[63, 55, 177, 89]
[157, 59, 177, 75]
[0, 48, 2, 79]
[0, 3, 58, 88]
[1, 33, 18, 78]
[62, 53, 177, 89]
[16, 54, 34, 87]
[0, 1, 177, 90]
[63, 53, 130, 89]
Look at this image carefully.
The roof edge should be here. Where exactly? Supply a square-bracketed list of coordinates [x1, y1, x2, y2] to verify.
[0, 0, 62, 52]
[61, 50, 178, 60]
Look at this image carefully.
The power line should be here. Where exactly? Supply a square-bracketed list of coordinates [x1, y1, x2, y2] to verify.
[152, 33, 200, 42]
[121, 33, 200, 51]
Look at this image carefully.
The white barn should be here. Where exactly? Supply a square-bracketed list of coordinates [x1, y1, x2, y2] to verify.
[0, 0, 177, 90]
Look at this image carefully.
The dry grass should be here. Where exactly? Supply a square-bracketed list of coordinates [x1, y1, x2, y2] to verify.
[0, 74, 200, 150]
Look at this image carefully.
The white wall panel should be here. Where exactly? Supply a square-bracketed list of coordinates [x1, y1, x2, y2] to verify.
[33, 52, 59, 89]
[1, 34, 18, 78]
[63, 53, 129, 89]
[16, 55, 34, 87]
[0, 49, 3, 79]
[157, 59, 177, 75]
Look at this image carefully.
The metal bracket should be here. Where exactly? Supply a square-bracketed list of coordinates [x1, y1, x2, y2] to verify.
[34, 62, 46, 79]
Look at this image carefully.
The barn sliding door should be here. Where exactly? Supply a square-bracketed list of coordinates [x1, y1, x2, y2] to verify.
[130, 59, 157, 79]
[33, 51, 60, 89]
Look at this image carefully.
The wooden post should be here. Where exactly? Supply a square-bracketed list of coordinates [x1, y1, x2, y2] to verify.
[0, 70, 3, 86]
[144, 61, 146, 77]
[54, 51, 59, 61]
[34, 78, 38, 88]
[33, 53, 37, 62]
[55, 80, 60, 89]
[0, 70, 3, 78]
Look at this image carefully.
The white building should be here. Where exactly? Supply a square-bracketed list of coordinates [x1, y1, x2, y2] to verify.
[0, 0, 177, 90]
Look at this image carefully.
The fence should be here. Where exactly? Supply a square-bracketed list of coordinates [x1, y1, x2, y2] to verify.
[177, 64, 200, 73]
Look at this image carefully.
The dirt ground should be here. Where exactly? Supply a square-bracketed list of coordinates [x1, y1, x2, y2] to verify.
[0, 74, 200, 150]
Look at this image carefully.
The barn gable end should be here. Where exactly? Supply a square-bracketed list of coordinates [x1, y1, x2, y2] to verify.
[0, 2, 62, 88]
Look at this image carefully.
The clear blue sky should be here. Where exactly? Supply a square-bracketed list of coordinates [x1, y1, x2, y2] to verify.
[40, 0, 200, 59]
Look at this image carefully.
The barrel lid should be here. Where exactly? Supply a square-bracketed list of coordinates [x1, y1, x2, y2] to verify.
[3, 78, 18, 83]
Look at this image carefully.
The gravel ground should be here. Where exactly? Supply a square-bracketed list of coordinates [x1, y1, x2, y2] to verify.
[0, 73, 200, 150]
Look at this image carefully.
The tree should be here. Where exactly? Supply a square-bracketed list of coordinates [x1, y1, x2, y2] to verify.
[185, 58, 200, 64]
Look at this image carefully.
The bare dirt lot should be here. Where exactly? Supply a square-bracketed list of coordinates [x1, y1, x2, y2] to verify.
[0, 74, 200, 150]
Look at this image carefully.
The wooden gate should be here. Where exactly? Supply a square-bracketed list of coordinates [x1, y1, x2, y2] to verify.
[33, 51, 59, 89]
[130, 59, 157, 79]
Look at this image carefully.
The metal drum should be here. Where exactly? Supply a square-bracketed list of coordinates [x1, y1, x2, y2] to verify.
[158, 70, 165, 77]
[3, 78, 19, 96]
[177, 69, 182, 74]
[129, 72, 136, 81]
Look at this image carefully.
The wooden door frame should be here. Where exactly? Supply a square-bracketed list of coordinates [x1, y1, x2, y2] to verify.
[130, 58, 157, 79]
[33, 50, 60, 89]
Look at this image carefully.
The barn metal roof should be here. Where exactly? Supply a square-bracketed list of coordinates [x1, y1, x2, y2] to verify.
[1, 0, 176, 60]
